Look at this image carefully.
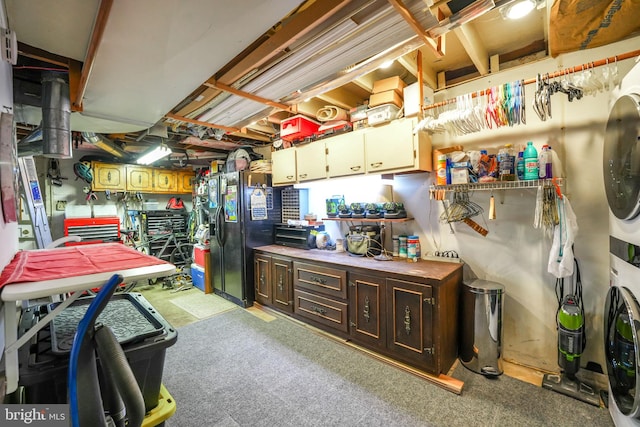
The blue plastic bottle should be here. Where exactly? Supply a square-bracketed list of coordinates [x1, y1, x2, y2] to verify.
[523, 141, 539, 180]
[516, 151, 525, 180]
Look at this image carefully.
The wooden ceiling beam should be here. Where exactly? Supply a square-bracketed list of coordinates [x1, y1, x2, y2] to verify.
[175, 86, 223, 118]
[316, 87, 361, 110]
[386, 0, 444, 58]
[205, 80, 292, 112]
[17, 42, 70, 68]
[452, 24, 489, 76]
[396, 51, 437, 90]
[164, 113, 240, 133]
[217, 0, 352, 85]
[234, 128, 272, 142]
[351, 74, 376, 93]
[72, 0, 113, 112]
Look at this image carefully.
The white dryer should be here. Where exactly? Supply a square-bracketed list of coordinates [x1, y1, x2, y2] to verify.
[604, 60, 640, 427]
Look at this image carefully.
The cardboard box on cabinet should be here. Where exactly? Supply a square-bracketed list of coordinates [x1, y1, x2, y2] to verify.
[372, 76, 406, 95]
[369, 90, 403, 109]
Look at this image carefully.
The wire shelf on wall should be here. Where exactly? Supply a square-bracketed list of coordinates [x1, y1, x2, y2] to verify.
[430, 178, 563, 192]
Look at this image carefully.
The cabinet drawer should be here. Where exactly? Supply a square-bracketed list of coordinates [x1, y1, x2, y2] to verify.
[293, 262, 347, 299]
[294, 289, 348, 333]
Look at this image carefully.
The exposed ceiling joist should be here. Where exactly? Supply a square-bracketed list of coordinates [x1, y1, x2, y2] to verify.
[397, 50, 437, 89]
[216, 0, 352, 86]
[352, 74, 376, 93]
[205, 79, 292, 111]
[387, 0, 444, 58]
[316, 87, 362, 110]
[16, 42, 70, 68]
[175, 87, 222, 118]
[452, 24, 489, 75]
[165, 113, 240, 133]
[72, 0, 113, 112]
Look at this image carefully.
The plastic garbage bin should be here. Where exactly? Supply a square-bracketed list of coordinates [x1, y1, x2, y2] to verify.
[459, 279, 505, 377]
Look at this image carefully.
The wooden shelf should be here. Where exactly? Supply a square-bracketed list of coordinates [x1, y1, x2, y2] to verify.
[322, 217, 413, 223]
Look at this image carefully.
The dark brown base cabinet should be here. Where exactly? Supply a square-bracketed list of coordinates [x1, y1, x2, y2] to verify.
[349, 273, 386, 349]
[254, 247, 462, 376]
[254, 253, 294, 313]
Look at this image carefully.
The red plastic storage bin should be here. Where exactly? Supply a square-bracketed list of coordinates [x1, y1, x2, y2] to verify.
[280, 115, 320, 141]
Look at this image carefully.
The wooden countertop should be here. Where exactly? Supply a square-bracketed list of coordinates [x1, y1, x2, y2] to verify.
[254, 245, 462, 282]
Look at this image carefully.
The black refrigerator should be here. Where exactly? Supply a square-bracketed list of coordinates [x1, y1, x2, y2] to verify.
[208, 170, 281, 307]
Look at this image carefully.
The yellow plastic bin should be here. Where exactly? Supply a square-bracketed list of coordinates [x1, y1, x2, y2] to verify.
[142, 384, 177, 427]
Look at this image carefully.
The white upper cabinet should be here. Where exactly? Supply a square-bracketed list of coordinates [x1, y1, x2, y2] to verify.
[364, 118, 432, 173]
[271, 118, 433, 185]
[326, 132, 365, 178]
[296, 142, 327, 182]
[272, 148, 297, 186]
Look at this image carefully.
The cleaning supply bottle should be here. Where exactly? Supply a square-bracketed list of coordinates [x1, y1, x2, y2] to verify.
[538, 145, 553, 179]
[498, 144, 516, 181]
[436, 154, 447, 185]
[516, 151, 525, 180]
[523, 141, 539, 180]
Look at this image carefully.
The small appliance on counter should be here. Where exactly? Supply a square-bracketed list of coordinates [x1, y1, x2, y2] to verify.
[274, 223, 325, 249]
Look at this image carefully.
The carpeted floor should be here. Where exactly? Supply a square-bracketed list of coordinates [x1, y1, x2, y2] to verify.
[150, 293, 614, 427]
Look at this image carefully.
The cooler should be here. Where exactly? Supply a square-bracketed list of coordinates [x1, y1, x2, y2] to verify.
[193, 244, 209, 268]
[190, 263, 205, 291]
[18, 292, 177, 412]
[280, 115, 320, 142]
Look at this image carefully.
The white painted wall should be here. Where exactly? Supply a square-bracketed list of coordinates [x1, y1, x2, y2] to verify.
[300, 35, 640, 374]
[0, 0, 17, 358]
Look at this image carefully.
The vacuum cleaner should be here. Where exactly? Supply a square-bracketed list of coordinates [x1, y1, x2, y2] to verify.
[542, 259, 601, 406]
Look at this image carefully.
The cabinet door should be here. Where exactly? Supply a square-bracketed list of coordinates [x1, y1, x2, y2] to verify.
[272, 256, 293, 313]
[326, 132, 365, 178]
[296, 142, 327, 181]
[349, 273, 386, 348]
[92, 162, 126, 191]
[254, 253, 272, 306]
[126, 165, 154, 192]
[272, 149, 297, 186]
[177, 170, 194, 194]
[386, 278, 435, 372]
[364, 118, 415, 172]
[154, 169, 178, 193]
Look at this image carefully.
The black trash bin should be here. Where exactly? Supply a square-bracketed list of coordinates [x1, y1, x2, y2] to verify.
[459, 279, 505, 377]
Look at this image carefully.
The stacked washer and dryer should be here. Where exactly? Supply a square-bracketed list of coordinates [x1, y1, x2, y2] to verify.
[603, 60, 640, 426]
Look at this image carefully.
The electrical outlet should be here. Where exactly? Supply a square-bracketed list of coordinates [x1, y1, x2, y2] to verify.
[423, 255, 463, 264]
[55, 200, 67, 211]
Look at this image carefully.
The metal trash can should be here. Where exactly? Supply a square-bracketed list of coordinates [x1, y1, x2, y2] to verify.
[459, 279, 505, 377]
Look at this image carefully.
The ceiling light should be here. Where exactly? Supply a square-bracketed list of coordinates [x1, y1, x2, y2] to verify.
[379, 60, 394, 69]
[137, 144, 172, 165]
[502, 0, 536, 19]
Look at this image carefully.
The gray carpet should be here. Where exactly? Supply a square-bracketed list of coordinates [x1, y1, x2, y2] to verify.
[161, 308, 613, 427]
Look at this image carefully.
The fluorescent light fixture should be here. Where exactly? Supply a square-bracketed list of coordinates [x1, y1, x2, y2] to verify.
[137, 144, 172, 165]
[502, 0, 536, 19]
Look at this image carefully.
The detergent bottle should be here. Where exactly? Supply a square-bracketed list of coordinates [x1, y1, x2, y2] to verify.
[523, 141, 539, 180]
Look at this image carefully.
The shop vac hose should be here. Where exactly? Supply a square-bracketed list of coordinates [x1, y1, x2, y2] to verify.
[95, 325, 145, 427]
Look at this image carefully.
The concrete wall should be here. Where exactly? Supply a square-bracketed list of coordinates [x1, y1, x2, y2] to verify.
[300, 35, 640, 374]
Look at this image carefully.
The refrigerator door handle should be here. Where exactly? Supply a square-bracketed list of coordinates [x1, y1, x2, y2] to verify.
[216, 205, 225, 246]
